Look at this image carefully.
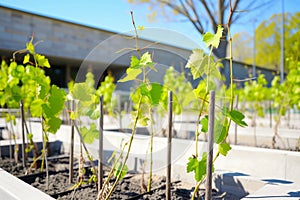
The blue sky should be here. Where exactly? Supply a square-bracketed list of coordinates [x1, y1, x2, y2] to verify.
[0, 0, 299, 49]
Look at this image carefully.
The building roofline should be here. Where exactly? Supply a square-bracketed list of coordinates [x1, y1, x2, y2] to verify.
[228, 59, 279, 73]
[0, 5, 195, 51]
[1, 5, 276, 72]
[0, 5, 121, 36]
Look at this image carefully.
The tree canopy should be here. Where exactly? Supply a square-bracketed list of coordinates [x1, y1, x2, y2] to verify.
[232, 12, 300, 70]
[128, 0, 273, 60]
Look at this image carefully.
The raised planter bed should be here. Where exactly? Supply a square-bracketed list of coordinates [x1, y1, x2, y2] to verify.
[0, 155, 240, 200]
[1, 124, 299, 199]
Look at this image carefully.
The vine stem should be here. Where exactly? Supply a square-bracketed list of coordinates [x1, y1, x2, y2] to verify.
[131, 11, 141, 57]
[97, 142, 128, 199]
[74, 123, 97, 177]
[228, 23, 234, 111]
[192, 2, 236, 198]
[147, 107, 154, 192]
[104, 97, 143, 200]
[191, 176, 206, 200]
[195, 92, 208, 158]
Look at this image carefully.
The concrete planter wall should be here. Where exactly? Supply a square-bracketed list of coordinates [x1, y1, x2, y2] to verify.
[10, 121, 300, 185]
[1, 120, 300, 198]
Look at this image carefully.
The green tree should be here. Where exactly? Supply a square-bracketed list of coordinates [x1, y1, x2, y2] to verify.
[231, 31, 252, 63]
[128, 0, 272, 59]
[232, 12, 300, 70]
[255, 12, 300, 70]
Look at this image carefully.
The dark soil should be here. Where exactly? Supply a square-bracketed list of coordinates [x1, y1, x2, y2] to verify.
[0, 156, 241, 200]
[0, 155, 70, 176]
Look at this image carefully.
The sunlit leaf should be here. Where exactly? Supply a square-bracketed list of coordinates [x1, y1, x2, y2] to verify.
[26, 41, 35, 54]
[72, 82, 93, 101]
[139, 83, 163, 106]
[200, 116, 208, 133]
[228, 110, 248, 127]
[35, 54, 50, 68]
[47, 116, 62, 134]
[23, 54, 30, 64]
[130, 55, 140, 69]
[118, 68, 142, 82]
[48, 85, 66, 116]
[218, 143, 232, 156]
[185, 49, 207, 80]
[186, 153, 207, 182]
[80, 123, 99, 144]
[30, 99, 44, 117]
[214, 118, 228, 144]
[202, 25, 224, 48]
[140, 52, 152, 66]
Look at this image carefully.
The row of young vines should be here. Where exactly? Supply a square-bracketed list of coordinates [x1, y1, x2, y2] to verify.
[0, 8, 299, 200]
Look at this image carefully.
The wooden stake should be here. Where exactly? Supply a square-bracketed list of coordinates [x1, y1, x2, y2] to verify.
[69, 100, 75, 184]
[20, 101, 26, 167]
[166, 91, 172, 200]
[98, 95, 104, 191]
[205, 91, 215, 200]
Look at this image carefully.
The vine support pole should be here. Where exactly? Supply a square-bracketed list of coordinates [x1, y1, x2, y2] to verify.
[269, 100, 272, 128]
[20, 101, 26, 167]
[166, 91, 173, 200]
[69, 100, 75, 184]
[98, 95, 104, 191]
[205, 90, 215, 200]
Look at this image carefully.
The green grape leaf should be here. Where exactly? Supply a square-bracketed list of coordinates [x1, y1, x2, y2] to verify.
[228, 110, 248, 127]
[6, 114, 12, 124]
[182, 90, 196, 107]
[90, 105, 100, 120]
[130, 55, 141, 69]
[23, 54, 30, 64]
[186, 153, 207, 182]
[30, 99, 44, 117]
[140, 52, 153, 66]
[35, 54, 50, 68]
[26, 41, 35, 54]
[200, 116, 208, 133]
[118, 68, 142, 83]
[140, 83, 163, 106]
[11, 115, 16, 125]
[72, 82, 93, 102]
[186, 156, 198, 173]
[68, 80, 74, 93]
[114, 162, 128, 181]
[202, 25, 224, 48]
[80, 123, 99, 144]
[39, 82, 51, 99]
[138, 116, 149, 126]
[85, 72, 95, 89]
[70, 111, 76, 120]
[218, 143, 232, 156]
[214, 118, 228, 144]
[15, 65, 25, 78]
[185, 49, 207, 80]
[42, 103, 52, 119]
[27, 133, 33, 140]
[0, 93, 5, 107]
[80, 105, 94, 116]
[47, 116, 62, 134]
[48, 85, 66, 116]
[149, 83, 163, 105]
